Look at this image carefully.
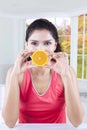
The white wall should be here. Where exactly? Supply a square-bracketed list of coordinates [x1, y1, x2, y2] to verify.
[0, 17, 26, 83]
[0, 18, 14, 64]
[78, 79, 87, 92]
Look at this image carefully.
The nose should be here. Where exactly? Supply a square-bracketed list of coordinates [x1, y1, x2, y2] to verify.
[37, 45, 44, 50]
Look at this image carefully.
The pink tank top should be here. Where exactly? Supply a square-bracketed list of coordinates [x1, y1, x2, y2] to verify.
[19, 69, 66, 123]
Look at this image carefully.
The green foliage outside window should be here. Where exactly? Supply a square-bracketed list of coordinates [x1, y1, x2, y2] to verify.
[77, 15, 87, 79]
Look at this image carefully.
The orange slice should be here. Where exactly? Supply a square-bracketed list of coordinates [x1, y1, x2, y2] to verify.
[31, 50, 48, 66]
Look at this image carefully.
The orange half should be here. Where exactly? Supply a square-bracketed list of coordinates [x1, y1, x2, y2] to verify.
[31, 50, 48, 66]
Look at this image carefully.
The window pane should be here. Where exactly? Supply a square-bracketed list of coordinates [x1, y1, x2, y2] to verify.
[78, 36, 83, 54]
[56, 18, 71, 35]
[64, 25, 71, 35]
[59, 36, 71, 54]
[78, 15, 84, 35]
[26, 18, 35, 26]
[77, 56, 82, 78]
[85, 14, 87, 35]
[55, 18, 71, 55]
[58, 28, 65, 35]
[84, 36, 87, 54]
[84, 56, 87, 79]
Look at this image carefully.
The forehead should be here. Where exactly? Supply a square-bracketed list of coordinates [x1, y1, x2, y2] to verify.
[28, 29, 54, 40]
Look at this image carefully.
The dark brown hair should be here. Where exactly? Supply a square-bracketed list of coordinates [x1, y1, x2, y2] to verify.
[25, 18, 61, 52]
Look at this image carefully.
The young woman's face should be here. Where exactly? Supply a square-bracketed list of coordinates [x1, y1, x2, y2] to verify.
[26, 29, 57, 53]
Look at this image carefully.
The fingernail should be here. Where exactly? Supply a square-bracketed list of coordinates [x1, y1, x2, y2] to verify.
[26, 61, 30, 65]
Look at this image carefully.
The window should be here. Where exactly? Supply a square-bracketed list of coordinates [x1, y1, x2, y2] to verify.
[77, 15, 87, 79]
[55, 18, 71, 62]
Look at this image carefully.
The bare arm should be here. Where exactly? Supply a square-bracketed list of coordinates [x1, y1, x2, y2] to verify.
[2, 67, 20, 128]
[50, 52, 84, 127]
[2, 50, 33, 128]
[61, 67, 84, 127]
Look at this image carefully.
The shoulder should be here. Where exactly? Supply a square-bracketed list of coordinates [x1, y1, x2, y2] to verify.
[18, 72, 25, 87]
[18, 69, 30, 88]
[6, 65, 14, 79]
[6, 65, 25, 87]
[7, 65, 14, 73]
[52, 70, 64, 88]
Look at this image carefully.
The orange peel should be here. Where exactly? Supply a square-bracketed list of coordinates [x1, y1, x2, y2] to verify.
[31, 50, 49, 66]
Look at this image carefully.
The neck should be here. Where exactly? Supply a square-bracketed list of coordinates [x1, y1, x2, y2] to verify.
[31, 67, 51, 77]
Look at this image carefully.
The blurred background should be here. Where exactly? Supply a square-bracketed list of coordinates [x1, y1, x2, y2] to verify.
[0, 0, 87, 124]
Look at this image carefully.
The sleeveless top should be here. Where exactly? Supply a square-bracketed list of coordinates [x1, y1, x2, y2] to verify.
[19, 69, 66, 123]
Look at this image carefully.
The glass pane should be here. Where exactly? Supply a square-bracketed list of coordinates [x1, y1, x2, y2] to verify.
[84, 36, 87, 54]
[78, 36, 83, 54]
[26, 18, 35, 26]
[77, 56, 82, 78]
[59, 36, 71, 54]
[64, 25, 71, 35]
[58, 28, 65, 35]
[85, 14, 87, 35]
[68, 55, 70, 65]
[78, 15, 84, 35]
[84, 56, 87, 79]
[56, 18, 71, 35]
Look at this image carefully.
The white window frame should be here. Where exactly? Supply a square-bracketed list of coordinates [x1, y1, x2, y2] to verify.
[70, 16, 78, 73]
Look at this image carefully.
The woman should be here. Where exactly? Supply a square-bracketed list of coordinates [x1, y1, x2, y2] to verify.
[2, 19, 83, 128]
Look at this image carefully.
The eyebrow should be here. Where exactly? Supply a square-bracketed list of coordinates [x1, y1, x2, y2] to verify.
[29, 39, 53, 42]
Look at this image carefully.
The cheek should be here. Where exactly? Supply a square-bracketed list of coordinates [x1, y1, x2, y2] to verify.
[26, 44, 37, 51]
[29, 48, 36, 52]
[45, 48, 54, 52]
[45, 45, 55, 52]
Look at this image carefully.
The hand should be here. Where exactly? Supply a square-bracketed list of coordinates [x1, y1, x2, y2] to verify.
[47, 52, 70, 77]
[12, 50, 36, 75]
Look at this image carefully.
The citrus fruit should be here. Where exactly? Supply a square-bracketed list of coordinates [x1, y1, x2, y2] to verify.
[31, 50, 48, 66]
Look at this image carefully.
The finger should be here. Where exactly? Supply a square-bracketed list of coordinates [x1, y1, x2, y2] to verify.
[21, 64, 36, 72]
[44, 60, 54, 69]
[19, 51, 33, 63]
[52, 52, 67, 59]
[56, 52, 68, 57]
[19, 49, 34, 57]
[45, 50, 54, 57]
[51, 52, 60, 58]
[28, 64, 36, 68]
[63, 52, 68, 57]
[19, 49, 29, 55]
[20, 51, 33, 57]
[26, 61, 37, 68]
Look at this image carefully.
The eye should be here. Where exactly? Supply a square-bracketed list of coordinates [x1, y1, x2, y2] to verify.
[44, 41, 52, 45]
[31, 42, 38, 46]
